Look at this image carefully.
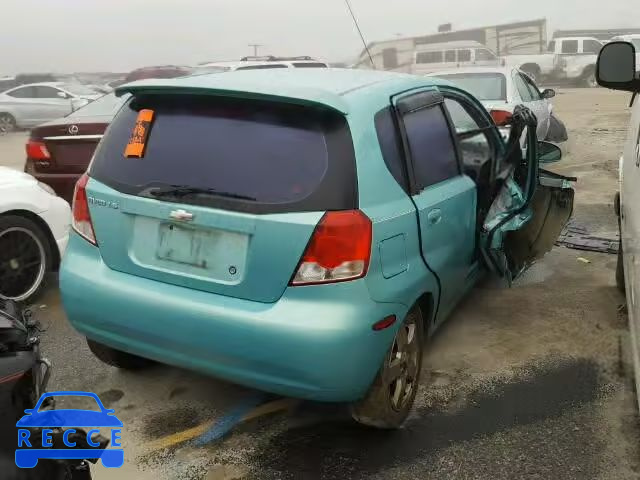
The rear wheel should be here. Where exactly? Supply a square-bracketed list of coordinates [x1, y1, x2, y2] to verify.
[350, 308, 424, 429]
[87, 339, 154, 370]
[582, 67, 598, 88]
[0, 215, 52, 303]
[0, 113, 15, 134]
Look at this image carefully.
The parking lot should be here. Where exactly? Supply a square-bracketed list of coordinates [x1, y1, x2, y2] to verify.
[2, 87, 640, 479]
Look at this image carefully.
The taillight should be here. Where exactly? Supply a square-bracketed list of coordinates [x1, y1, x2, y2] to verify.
[72, 173, 97, 245]
[291, 210, 372, 286]
[490, 109, 513, 127]
[25, 139, 50, 160]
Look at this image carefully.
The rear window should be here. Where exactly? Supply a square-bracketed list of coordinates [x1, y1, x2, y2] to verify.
[90, 95, 357, 214]
[70, 93, 128, 117]
[435, 73, 507, 101]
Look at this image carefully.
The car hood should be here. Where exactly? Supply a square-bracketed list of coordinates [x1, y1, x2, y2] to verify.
[0, 167, 36, 188]
[16, 409, 123, 427]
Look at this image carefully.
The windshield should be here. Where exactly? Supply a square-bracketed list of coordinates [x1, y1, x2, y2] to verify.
[61, 83, 98, 96]
[434, 72, 507, 101]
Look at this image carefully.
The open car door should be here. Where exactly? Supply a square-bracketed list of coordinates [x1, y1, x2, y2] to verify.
[480, 106, 576, 282]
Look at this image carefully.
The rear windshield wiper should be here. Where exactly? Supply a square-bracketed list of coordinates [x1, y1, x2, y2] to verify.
[148, 186, 257, 202]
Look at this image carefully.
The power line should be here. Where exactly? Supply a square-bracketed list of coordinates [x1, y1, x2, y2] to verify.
[343, 0, 375, 69]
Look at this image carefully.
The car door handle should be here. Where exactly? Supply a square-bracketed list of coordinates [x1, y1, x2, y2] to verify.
[427, 209, 442, 225]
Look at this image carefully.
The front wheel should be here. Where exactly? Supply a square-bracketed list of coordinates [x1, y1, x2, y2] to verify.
[350, 308, 424, 429]
[617, 241, 625, 294]
[87, 339, 154, 370]
[0, 215, 52, 303]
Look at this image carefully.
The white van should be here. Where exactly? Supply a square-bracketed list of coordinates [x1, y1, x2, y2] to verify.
[412, 41, 502, 75]
[596, 41, 640, 411]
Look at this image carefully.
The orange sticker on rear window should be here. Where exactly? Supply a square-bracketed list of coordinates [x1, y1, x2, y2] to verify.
[124, 109, 154, 158]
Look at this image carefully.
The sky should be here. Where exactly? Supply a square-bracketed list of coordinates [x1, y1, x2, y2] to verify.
[0, 0, 637, 75]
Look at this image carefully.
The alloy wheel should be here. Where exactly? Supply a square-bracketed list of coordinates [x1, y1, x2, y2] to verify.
[0, 114, 15, 135]
[0, 227, 46, 301]
[385, 316, 420, 411]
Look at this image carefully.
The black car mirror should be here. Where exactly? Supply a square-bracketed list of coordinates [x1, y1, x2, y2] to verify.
[597, 41, 640, 92]
[541, 88, 556, 99]
[538, 141, 562, 164]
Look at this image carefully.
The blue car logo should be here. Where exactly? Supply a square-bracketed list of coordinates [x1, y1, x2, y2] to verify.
[15, 391, 124, 469]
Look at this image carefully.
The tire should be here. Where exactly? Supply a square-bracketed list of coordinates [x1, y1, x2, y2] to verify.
[582, 68, 598, 88]
[0, 215, 52, 303]
[616, 245, 625, 294]
[0, 112, 16, 134]
[87, 339, 154, 370]
[350, 308, 424, 429]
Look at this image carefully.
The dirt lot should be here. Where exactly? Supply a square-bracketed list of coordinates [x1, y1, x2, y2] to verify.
[1, 88, 639, 480]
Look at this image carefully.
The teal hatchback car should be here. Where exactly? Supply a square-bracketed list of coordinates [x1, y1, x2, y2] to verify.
[60, 69, 574, 428]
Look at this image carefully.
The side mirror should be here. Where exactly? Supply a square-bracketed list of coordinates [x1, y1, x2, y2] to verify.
[56, 91, 68, 99]
[538, 141, 562, 164]
[541, 88, 556, 99]
[597, 41, 640, 91]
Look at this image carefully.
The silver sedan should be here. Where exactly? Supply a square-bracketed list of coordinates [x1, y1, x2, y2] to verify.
[0, 82, 101, 133]
[427, 66, 556, 141]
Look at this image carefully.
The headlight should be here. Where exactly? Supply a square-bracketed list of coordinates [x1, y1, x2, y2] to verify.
[37, 181, 56, 196]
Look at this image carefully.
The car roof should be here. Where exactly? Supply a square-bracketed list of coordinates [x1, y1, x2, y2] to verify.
[115, 68, 444, 114]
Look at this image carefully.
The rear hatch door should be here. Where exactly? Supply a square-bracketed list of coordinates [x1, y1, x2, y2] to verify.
[87, 93, 357, 303]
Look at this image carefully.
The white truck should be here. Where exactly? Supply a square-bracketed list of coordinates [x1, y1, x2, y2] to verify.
[508, 36, 604, 87]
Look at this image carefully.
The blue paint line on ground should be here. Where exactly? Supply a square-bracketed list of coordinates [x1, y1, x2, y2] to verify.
[193, 392, 267, 446]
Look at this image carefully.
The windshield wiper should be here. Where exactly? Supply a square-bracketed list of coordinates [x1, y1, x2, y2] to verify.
[148, 186, 257, 202]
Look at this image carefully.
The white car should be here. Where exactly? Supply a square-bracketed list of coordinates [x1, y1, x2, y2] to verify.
[597, 41, 640, 412]
[427, 66, 556, 142]
[0, 167, 70, 302]
[0, 82, 102, 133]
[196, 56, 328, 72]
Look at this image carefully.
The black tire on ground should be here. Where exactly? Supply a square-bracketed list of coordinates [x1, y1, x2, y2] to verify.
[0, 214, 52, 303]
[87, 339, 155, 370]
[582, 67, 598, 88]
[350, 307, 424, 429]
[616, 240, 625, 295]
[0, 113, 16, 134]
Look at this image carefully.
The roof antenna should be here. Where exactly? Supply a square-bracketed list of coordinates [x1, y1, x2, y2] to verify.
[343, 0, 375, 69]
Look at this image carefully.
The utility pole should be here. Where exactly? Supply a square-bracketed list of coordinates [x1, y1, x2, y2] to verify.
[248, 44, 263, 57]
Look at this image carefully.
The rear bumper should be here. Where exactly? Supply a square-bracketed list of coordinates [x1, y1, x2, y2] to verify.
[32, 172, 81, 204]
[60, 234, 406, 402]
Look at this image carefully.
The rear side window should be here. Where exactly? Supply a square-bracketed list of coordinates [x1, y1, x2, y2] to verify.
[458, 49, 472, 62]
[561, 40, 579, 54]
[6, 86, 35, 98]
[417, 51, 443, 64]
[375, 108, 407, 191]
[547, 40, 556, 53]
[90, 95, 357, 214]
[403, 105, 459, 190]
